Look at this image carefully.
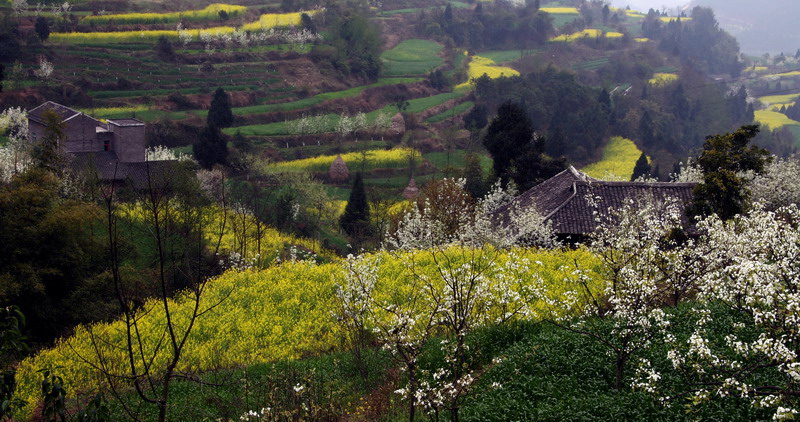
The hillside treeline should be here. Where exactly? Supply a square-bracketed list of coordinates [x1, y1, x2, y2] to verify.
[472, 64, 754, 172]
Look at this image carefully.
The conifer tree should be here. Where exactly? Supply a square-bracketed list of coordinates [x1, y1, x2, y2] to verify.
[340, 173, 371, 239]
[193, 125, 228, 169]
[463, 153, 486, 199]
[207, 87, 234, 129]
[630, 152, 651, 181]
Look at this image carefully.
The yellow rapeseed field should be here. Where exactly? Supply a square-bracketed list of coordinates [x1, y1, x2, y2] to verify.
[648, 72, 679, 86]
[550, 29, 602, 42]
[50, 26, 240, 43]
[634, 37, 650, 42]
[625, 10, 646, 18]
[14, 247, 603, 418]
[456, 55, 520, 89]
[540, 7, 579, 14]
[758, 92, 800, 106]
[582, 136, 644, 181]
[754, 110, 800, 130]
[241, 10, 319, 31]
[271, 148, 417, 173]
[81, 3, 247, 24]
[52, 10, 320, 44]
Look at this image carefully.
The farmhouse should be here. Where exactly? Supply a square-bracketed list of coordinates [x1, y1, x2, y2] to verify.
[509, 166, 697, 241]
[28, 101, 174, 187]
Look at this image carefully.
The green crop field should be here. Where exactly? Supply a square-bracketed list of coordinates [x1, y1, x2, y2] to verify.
[425, 101, 475, 123]
[227, 91, 466, 137]
[381, 39, 444, 76]
[423, 150, 492, 173]
[573, 57, 610, 70]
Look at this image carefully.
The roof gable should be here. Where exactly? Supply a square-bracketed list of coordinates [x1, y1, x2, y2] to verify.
[28, 101, 102, 127]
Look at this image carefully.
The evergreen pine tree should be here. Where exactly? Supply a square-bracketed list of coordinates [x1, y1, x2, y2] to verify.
[630, 152, 651, 181]
[463, 153, 486, 199]
[339, 173, 371, 239]
[207, 87, 234, 129]
[193, 125, 228, 169]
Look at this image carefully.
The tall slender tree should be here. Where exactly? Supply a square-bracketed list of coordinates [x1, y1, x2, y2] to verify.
[340, 172, 371, 240]
[207, 87, 234, 129]
[630, 152, 651, 181]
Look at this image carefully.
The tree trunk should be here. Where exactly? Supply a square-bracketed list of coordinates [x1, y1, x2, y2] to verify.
[615, 353, 627, 390]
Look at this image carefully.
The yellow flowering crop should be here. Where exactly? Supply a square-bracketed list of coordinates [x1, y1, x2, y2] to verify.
[241, 10, 320, 31]
[52, 10, 320, 44]
[271, 148, 417, 173]
[456, 55, 520, 89]
[81, 4, 247, 25]
[634, 37, 650, 42]
[540, 7, 579, 14]
[770, 70, 800, 78]
[659, 16, 691, 22]
[759, 92, 800, 107]
[550, 29, 602, 42]
[605, 31, 624, 38]
[754, 110, 800, 130]
[625, 10, 646, 18]
[581, 136, 644, 181]
[14, 247, 602, 418]
[648, 72, 679, 86]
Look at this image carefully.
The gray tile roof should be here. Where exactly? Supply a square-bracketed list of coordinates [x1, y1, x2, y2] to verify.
[28, 101, 81, 125]
[506, 166, 697, 236]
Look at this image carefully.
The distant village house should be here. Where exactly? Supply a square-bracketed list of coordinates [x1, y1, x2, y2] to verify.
[28, 101, 175, 188]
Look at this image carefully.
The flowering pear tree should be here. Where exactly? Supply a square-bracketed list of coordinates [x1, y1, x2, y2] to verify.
[554, 194, 696, 390]
[384, 178, 550, 421]
[0, 107, 32, 183]
[662, 204, 800, 420]
[749, 155, 800, 210]
[334, 252, 441, 422]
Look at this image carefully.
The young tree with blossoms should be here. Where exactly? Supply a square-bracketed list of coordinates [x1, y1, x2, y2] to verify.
[382, 178, 550, 420]
[660, 204, 800, 420]
[551, 193, 700, 390]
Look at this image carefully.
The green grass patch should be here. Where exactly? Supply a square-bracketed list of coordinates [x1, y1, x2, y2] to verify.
[425, 101, 475, 123]
[205, 78, 420, 117]
[581, 136, 643, 181]
[90, 85, 258, 99]
[550, 13, 580, 28]
[381, 39, 444, 76]
[423, 150, 492, 173]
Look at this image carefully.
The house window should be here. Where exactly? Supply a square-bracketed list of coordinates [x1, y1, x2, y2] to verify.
[103, 140, 110, 151]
